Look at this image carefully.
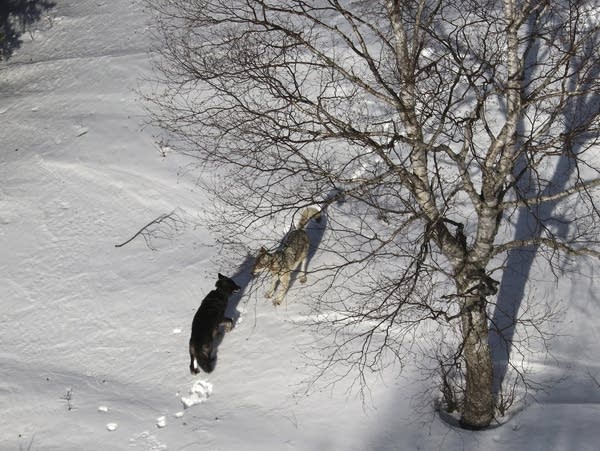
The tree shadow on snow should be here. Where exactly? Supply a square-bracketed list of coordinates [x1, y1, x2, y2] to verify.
[0, 0, 56, 61]
[489, 28, 600, 394]
[489, 155, 576, 392]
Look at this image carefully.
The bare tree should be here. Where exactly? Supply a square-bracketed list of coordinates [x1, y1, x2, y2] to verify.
[145, 0, 600, 429]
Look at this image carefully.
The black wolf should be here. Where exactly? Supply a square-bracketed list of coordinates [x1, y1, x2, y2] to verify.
[189, 273, 241, 374]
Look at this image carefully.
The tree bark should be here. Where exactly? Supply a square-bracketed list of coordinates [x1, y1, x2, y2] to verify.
[457, 274, 494, 429]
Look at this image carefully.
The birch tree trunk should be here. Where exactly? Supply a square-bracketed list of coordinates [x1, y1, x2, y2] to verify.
[456, 269, 495, 428]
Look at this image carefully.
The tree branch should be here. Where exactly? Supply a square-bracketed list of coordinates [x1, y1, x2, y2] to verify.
[493, 237, 600, 259]
[502, 178, 600, 209]
[115, 210, 182, 250]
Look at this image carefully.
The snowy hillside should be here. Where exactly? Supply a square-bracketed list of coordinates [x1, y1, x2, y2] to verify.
[1, 1, 599, 450]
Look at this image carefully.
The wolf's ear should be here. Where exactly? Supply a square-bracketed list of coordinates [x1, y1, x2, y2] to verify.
[258, 247, 267, 254]
[218, 273, 225, 280]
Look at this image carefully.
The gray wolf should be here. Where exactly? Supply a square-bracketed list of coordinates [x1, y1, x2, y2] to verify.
[252, 207, 321, 305]
[189, 273, 241, 374]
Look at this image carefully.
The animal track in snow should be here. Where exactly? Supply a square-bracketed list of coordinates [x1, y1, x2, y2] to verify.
[129, 431, 167, 450]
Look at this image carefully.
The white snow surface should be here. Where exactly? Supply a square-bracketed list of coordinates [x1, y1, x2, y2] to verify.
[1, 1, 600, 450]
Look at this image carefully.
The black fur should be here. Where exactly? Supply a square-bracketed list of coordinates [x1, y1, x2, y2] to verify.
[189, 273, 241, 374]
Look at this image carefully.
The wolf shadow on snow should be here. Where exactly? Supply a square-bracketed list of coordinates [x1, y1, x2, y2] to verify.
[201, 206, 328, 372]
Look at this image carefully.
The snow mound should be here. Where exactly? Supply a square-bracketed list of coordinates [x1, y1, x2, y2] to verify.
[156, 416, 167, 428]
[181, 379, 213, 408]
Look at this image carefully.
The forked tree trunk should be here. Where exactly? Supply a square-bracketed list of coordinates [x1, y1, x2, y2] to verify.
[457, 278, 495, 429]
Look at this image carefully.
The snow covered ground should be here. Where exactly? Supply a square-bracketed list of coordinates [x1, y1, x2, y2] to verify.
[1, 1, 599, 450]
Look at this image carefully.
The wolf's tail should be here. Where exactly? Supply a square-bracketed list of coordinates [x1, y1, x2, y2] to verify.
[297, 207, 322, 229]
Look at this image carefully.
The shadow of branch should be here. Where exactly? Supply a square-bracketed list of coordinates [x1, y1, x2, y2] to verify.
[0, 0, 56, 61]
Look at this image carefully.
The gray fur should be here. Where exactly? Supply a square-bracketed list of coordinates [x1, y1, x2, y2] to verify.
[252, 207, 320, 305]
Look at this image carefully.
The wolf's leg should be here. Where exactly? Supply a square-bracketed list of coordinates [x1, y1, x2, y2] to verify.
[274, 272, 290, 305]
[220, 317, 234, 333]
[298, 255, 308, 284]
[189, 345, 198, 374]
[265, 275, 277, 299]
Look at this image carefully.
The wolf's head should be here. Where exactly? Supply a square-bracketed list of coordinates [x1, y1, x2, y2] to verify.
[215, 273, 241, 294]
[251, 247, 272, 276]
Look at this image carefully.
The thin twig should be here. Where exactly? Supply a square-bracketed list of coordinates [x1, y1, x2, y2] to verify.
[115, 210, 179, 248]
